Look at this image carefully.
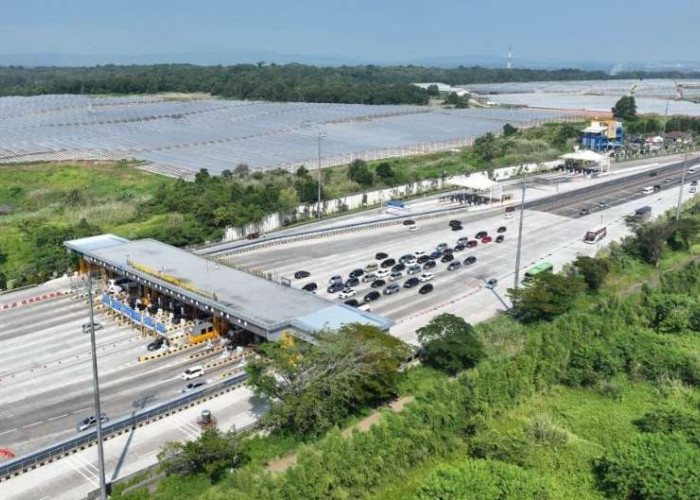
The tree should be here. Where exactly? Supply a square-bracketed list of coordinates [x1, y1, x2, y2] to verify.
[673, 217, 700, 250]
[473, 132, 498, 163]
[245, 324, 410, 435]
[574, 256, 612, 292]
[347, 159, 374, 188]
[375, 162, 395, 183]
[158, 428, 244, 479]
[417, 314, 485, 375]
[503, 123, 518, 137]
[295, 165, 309, 178]
[234, 163, 250, 177]
[508, 273, 585, 321]
[624, 218, 674, 266]
[194, 168, 211, 183]
[426, 84, 440, 96]
[444, 92, 468, 108]
[220, 169, 234, 181]
[611, 95, 637, 121]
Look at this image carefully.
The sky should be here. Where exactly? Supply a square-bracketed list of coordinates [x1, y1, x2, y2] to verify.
[1, 0, 698, 65]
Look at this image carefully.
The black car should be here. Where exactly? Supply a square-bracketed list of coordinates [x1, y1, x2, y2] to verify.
[403, 277, 420, 288]
[442, 248, 454, 255]
[417, 255, 431, 264]
[371, 279, 386, 288]
[381, 258, 396, 268]
[392, 263, 406, 272]
[302, 282, 317, 292]
[463, 256, 477, 265]
[345, 277, 360, 288]
[497, 226, 507, 233]
[429, 250, 442, 259]
[579, 208, 590, 216]
[327, 282, 345, 294]
[496, 235, 505, 243]
[147, 339, 165, 351]
[349, 268, 365, 278]
[423, 260, 437, 270]
[364, 291, 381, 302]
[451, 225, 464, 231]
[402, 219, 416, 226]
[449, 220, 462, 227]
[454, 243, 466, 252]
[475, 231, 488, 239]
[447, 261, 462, 271]
[419, 284, 434, 295]
[294, 270, 310, 279]
[649, 171, 658, 177]
[653, 184, 661, 191]
[344, 299, 360, 307]
[375, 252, 388, 260]
[440, 253, 454, 263]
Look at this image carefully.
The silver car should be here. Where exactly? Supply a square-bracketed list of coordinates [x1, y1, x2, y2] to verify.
[389, 271, 403, 282]
[76, 413, 109, 432]
[407, 265, 422, 275]
[383, 283, 400, 295]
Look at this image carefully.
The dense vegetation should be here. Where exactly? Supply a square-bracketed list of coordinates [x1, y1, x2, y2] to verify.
[113, 201, 700, 500]
[1, 64, 698, 104]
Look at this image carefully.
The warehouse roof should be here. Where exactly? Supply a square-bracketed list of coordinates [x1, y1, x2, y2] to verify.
[65, 235, 393, 335]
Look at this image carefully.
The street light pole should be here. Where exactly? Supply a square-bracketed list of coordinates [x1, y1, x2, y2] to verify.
[87, 273, 108, 499]
[676, 136, 694, 221]
[317, 132, 324, 220]
[513, 177, 527, 289]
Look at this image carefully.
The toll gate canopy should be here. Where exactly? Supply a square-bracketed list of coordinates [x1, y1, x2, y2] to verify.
[65, 235, 393, 341]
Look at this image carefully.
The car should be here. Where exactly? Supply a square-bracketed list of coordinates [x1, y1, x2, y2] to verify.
[403, 277, 420, 288]
[449, 220, 462, 227]
[364, 291, 381, 302]
[430, 250, 443, 259]
[302, 282, 318, 292]
[442, 248, 454, 255]
[447, 261, 462, 271]
[485, 278, 498, 289]
[653, 184, 661, 191]
[420, 272, 434, 282]
[76, 413, 109, 432]
[402, 219, 416, 226]
[389, 271, 403, 281]
[414, 250, 426, 257]
[392, 263, 406, 272]
[329, 274, 343, 284]
[376, 268, 389, 278]
[649, 171, 658, 177]
[463, 256, 477, 265]
[482, 236, 493, 243]
[419, 284, 434, 295]
[407, 265, 422, 275]
[82, 322, 103, 333]
[294, 270, 310, 279]
[596, 201, 609, 208]
[436, 243, 448, 251]
[383, 283, 400, 295]
[691, 180, 698, 186]
[364, 263, 378, 273]
[466, 240, 478, 248]
[371, 279, 386, 288]
[457, 236, 470, 244]
[381, 258, 396, 268]
[664, 177, 673, 183]
[181, 366, 204, 380]
[497, 226, 507, 233]
[451, 225, 463, 231]
[475, 231, 488, 239]
[375, 252, 388, 260]
[327, 282, 345, 294]
[691, 186, 697, 194]
[579, 208, 590, 216]
[440, 254, 454, 263]
[423, 260, 437, 270]
[246, 232, 260, 240]
[339, 288, 356, 300]
[349, 268, 365, 278]
[495, 235, 505, 243]
[182, 381, 207, 393]
[417, 255, 431, 264]
[453, 243, 466, 252]
[361, 273, 377, 283]
[409, 226, 419, 232]
[147, 339, 165, 351]
[345, 277, 360, 288]
[399, 254, 415, 264]
[344, 298, 360, 307]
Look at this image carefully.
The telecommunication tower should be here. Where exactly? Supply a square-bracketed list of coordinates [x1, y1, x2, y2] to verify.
[507, 47, 512, 69]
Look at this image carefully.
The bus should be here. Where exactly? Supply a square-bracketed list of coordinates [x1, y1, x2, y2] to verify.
[523, 262, 553, 285]
[584, 226, 607, 244]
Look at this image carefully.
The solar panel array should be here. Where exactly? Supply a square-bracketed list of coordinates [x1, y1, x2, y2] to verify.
[0, 95, 574, 177]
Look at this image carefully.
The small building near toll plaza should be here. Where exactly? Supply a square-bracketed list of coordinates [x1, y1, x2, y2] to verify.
[581, 119, 625, 151]
[64, 235, 393, 344]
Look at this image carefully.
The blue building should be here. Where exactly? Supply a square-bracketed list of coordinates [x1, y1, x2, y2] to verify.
[581, 120, 625, 151]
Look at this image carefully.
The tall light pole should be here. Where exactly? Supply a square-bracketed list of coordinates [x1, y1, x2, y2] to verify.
[513, 177, 527, 289]
[86, 273, 108, 499]
[317, 132, 325, 220]
[676, 135, 693, 221]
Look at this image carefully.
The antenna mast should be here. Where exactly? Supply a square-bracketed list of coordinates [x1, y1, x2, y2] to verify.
[507, 47, 512, 70]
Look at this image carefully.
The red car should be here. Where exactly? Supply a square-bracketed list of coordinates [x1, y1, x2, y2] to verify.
[482, 236, 493, 243]
[466, 240, 478, 248]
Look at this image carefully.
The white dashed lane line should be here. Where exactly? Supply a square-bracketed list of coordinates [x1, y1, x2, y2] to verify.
[22, 421, 43, 430]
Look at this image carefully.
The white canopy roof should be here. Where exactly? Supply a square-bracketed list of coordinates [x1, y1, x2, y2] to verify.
[447, 173, 498, 190]
[559, 150, 607, 163]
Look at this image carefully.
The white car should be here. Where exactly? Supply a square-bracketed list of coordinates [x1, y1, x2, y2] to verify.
[376, 269, 389, 278]
[339, 288, 356, 300]
[409, 226, 419, 232]
[420, 273, 434, 282]
[181, 366, 204, 380]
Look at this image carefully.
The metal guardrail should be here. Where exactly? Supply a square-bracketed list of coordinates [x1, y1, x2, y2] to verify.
[0, 373, 248, 482]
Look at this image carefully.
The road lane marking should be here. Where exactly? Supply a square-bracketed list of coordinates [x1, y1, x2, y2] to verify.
[73, 407, 90, 414]
[48, 413, 70, 421]
[0, 428, 17, 436]
[72, 452, 99, 473]
[22, 421, 43, 429]
[67, 456, 99, 488]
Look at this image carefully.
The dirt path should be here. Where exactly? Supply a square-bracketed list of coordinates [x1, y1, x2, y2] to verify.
[265, 396, 415, 474]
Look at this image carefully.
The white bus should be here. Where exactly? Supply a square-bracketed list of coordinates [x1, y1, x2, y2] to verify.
[584, 226, 607, 244]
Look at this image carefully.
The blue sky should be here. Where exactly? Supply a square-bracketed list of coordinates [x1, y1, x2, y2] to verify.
[1, 0, 697, 63]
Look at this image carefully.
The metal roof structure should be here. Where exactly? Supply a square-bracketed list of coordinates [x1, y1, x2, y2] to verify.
[65, 235, 393, 340]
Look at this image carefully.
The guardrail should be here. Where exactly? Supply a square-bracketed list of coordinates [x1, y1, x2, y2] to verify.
[0, 373, 248, 483]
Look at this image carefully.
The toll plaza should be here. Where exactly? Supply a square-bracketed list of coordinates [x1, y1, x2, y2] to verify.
[64, 235, 393, 348]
